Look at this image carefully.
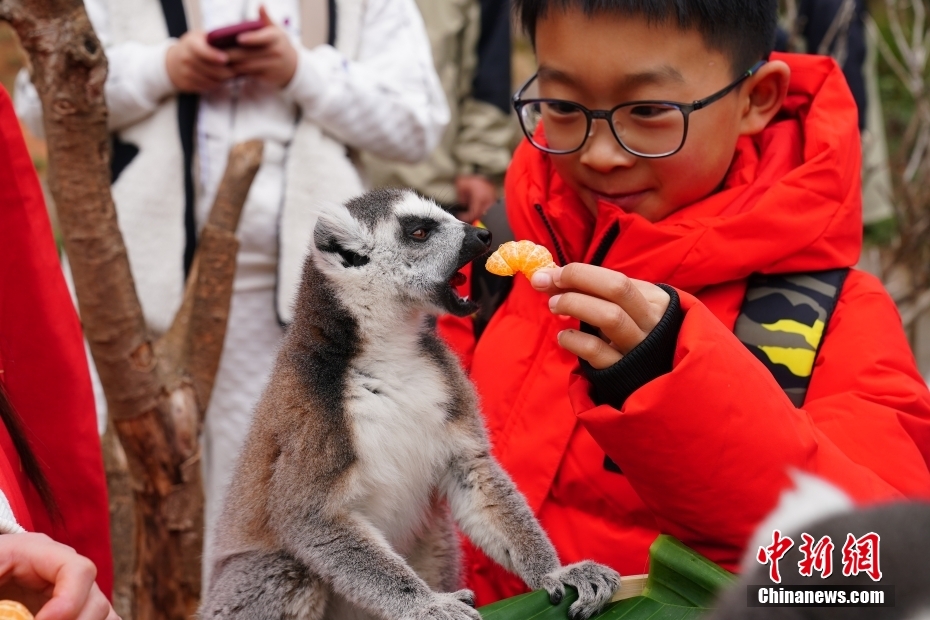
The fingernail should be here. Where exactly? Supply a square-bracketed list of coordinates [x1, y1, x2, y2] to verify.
[531, 271, 551, 288]
[549, 294, 561, 311]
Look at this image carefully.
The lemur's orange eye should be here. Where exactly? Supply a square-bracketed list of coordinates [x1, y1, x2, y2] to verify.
[410, 229, 429, 240]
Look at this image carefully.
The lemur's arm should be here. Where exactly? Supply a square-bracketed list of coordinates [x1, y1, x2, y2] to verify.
[268, 462, 480, 620]
[442, 449, 559, 580]
[441, 439, 621, 620]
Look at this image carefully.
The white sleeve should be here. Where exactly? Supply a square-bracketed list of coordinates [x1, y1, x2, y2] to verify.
[13, 0, 177, 134]
[281, 0, 449, 163]
[104, 39, 178, 131]
[0, 491, 26, 535]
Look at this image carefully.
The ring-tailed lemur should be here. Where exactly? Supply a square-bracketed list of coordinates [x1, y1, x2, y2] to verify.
[200, 189, 620, 620]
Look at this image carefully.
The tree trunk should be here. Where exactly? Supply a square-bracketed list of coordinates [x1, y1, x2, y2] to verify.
[0, 2, 264, 617]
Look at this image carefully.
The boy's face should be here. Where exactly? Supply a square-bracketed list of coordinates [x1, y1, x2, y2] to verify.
[534, 8, 750, 222]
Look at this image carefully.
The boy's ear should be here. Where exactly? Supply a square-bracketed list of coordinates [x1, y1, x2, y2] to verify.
[738, 60, 791, 136]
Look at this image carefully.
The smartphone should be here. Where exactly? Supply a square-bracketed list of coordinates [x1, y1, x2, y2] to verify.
[206, 19, 265, 49]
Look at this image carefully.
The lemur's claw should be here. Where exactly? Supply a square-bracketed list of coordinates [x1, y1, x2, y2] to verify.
[451, 589, 476, 608]
[538, 574, 565, 605]
[410, 591, 481, 620]
[545, 561, 620, 620]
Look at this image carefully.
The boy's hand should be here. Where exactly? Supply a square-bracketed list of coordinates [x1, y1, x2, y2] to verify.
[0, 533, 119, 620]
[165, 31, 234, 93]
[531, 264, 670, 369]
[226, 6, 298, 88]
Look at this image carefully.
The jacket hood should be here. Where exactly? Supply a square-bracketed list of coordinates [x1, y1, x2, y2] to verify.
[504, 53, 863, 293]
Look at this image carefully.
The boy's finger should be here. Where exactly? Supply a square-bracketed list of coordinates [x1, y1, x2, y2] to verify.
[530, 267, 564, 295]
[557, 329, 623, 369]
[557, 263, 663, 332]
[549, 292, 646, 354]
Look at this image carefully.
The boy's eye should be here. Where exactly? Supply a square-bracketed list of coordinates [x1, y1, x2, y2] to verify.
[628, 104, 677, 120]
[545, 101, 583, 116]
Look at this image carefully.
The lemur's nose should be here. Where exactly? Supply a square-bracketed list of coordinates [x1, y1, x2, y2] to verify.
[476, 228, 492, 248]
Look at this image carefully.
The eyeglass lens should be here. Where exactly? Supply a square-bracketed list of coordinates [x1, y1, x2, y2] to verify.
[519, 101, 686, 156]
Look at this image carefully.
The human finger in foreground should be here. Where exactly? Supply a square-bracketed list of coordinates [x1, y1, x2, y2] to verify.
[0, 533, 118, 620]
[532, 264, 670, 369]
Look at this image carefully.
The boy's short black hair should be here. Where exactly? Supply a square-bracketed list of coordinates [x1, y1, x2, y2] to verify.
[515, 0, 778, 77]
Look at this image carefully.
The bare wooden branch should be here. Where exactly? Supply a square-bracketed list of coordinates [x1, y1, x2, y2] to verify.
[159, 140, 263, 417]
[0, 2, 263, 618]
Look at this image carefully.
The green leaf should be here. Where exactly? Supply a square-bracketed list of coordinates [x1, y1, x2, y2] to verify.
[477, 536, 735, 620]
[642, 536, 735, 608]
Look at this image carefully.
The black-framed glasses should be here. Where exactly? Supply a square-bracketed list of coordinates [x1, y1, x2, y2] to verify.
[512, 60, 766, 158]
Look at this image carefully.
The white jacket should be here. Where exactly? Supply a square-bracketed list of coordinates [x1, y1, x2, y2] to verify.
[16, 0, 448, 327]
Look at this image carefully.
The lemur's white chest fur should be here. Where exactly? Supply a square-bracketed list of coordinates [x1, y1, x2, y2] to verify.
[343, 321, 458, 554]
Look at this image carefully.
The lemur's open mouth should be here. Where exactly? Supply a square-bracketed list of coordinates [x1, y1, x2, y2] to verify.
[444, 269, 475, 316]
[441, 225, 491, 316]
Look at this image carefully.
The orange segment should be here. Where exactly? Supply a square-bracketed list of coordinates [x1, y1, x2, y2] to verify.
[0, 601, 33, 620]
[485, 251, 515, 276]
[485, 241, 557, 279]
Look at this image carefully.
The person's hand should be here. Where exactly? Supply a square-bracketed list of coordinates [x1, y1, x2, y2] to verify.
[531, 264, 670, 369]
[454, 175, 498, 223]
[226, 6, 298, 88]
[0, 533, 118, 620]
[165, 30, 235, 93]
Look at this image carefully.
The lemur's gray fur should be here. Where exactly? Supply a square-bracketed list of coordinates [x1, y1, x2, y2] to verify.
[200, 189, 620, 620]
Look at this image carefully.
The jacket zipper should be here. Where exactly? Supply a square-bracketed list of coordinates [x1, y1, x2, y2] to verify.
[589, 221, 621, 267]
[534, 204, 621, 267]
[534, 204, 569, 266]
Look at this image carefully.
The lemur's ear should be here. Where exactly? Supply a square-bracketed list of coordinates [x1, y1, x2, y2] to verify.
[314, 208, 371, 268]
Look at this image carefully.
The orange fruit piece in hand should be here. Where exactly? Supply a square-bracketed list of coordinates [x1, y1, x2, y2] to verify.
[486, 240, 557, 279]
[0, 601, 33, 620]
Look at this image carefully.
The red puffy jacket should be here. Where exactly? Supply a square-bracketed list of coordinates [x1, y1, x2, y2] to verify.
[439, 53, 930, 605]
[0, 86, 113, 595]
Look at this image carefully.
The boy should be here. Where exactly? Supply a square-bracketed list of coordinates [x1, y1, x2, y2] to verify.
[437, 0, 930, 606]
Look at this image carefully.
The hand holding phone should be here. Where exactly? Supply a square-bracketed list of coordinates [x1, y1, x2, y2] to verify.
[223, 6, 298, 88]
[165, 31, 235, 93]
[206, 19, 265, 49]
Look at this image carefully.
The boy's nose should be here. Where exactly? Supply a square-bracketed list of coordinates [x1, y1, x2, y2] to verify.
[580, 120, 636, 172]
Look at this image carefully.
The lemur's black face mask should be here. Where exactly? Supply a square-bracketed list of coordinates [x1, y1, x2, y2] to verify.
[439, 225, 492, 317]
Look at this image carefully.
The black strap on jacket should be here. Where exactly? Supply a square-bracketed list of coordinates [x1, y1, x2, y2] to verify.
[158, 0, 200, 277]
[735, 268, 850, 407]
[110, 0, 199, 279]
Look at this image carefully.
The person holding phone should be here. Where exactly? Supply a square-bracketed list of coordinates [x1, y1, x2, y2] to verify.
[15, 0, 448, 586]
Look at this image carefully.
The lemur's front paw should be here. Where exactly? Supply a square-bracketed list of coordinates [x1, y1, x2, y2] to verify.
[539, 561, 620, 620]
[408, 590, 480, 620]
